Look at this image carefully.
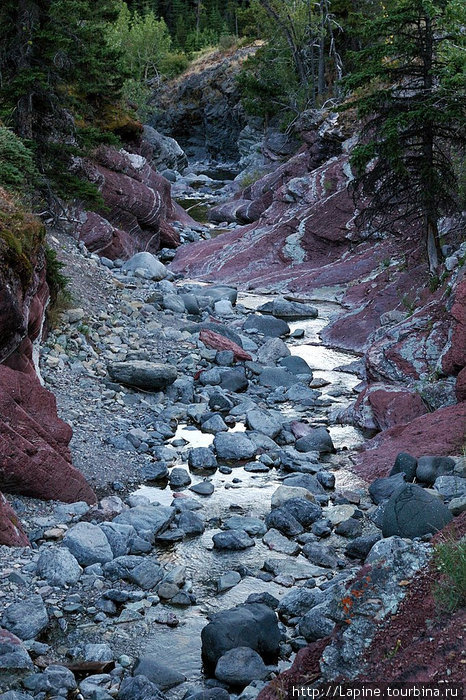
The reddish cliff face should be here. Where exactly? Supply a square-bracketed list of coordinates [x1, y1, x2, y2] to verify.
[0, 191, 95, 547]
[171, 115, 466, 475]
[74, 145, 197, 259]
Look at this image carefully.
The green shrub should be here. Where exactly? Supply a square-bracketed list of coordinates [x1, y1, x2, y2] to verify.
[432, 534, 466, 613]
[0, 127, 38, 191]
[160, 52, 190, 78]
[45, 246, 69, 303]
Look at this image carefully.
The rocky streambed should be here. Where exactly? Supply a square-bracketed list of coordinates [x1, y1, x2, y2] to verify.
[0, 213, 464, 699]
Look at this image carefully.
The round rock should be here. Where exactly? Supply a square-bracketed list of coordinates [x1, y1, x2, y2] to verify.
[215, 646, 268, 687]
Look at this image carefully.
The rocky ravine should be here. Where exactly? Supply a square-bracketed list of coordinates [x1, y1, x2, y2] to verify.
[0, 107, 465, 699]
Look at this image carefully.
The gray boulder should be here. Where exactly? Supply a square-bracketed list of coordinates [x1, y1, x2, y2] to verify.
[389, 452, 418, 482]
[416, 456, 455, 485]
[246, 409, 281, 439]
[0, 629, 33, 689]
[258, 298, 318, 320]
[368, 473, 406, 504]
[263, 529, 299, 555]
[2, 596, 49, 640]
[265, 509, 303, 537]
[188, 447, 218, 471]
[382, 484, 453, 538]
[178, 511, 205, 536]
[434, 475, 466, 500]
[215, 647, 268, 687]
[114, 504, 174, 536]
[295, 428, 334, 454]
[256, 338, 290, 365]
[299, 603, 334, 642]
[190, 480, 215, 496]
[277, 587, 324, 622]
[243, 314, 290, 338]
[201, 602, 280, 674]
[108, 361, 177, 391]
[63, 522, 113, 566]
[213, 433, 257, 461]
[133, 656, 186, 690]
[302, 543, 338, 569]
[169, 467, 192, 487]
[118, 675, 166, 700]
[223, 516, 266, 537]
[99, 522, 135, 558]
[36, 547, 82, 587]
[213, 530, 255, 550]
[143, 125, 188, 172]
[279, 355, 313, 376]
[122, 252, 168, 280]
[258, 367, 296, 388]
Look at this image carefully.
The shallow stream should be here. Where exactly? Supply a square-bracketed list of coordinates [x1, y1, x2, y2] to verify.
[129, 289, 368, 691]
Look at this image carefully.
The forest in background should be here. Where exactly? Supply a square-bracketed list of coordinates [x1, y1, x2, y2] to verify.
[0, 0, 464, 271]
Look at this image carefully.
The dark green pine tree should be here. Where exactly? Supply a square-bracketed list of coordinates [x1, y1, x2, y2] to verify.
[0, 0, 125, 201]
[0, 0, 123, 142]
[342, 0, 466, 273]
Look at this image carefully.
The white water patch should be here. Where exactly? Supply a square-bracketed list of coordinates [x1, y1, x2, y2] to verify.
[283, 217, 308, 264]
[33, 297, 49, 386]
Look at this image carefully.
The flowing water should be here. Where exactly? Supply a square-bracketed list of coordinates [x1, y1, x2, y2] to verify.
[130, 291, 367, 689]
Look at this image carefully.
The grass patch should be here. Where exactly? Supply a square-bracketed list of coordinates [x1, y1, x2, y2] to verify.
[432, 534, 466, 613]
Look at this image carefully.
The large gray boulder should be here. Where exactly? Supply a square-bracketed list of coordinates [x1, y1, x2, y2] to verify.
[121, 252, 168, 280]
[256, 337, 290, 365]
[117, 675, 166, 700]
[382, 484, 453, 538]
[277, 587, 324, 622]
[201, 603, 280, 674]
[114, 504, 175, 536]
[63, 522, 113, 566]
[214, 647, 268, 687]
[108, 361, 177, 391]
[36, 547, 82, 587]
[99, 522, 135, 558]
[143, 125, 188, 172]
[212, 530, 255, 550]
[299, 603, 334, 642]
[246, 409, 281, 439]
[295, 427, 334, 454]
[243, 314, 290, 338]
[2, 596, 49, 640]
[133, 656, 186, 690]
[416, 456, 456, 485]
[258, 298, 318, 320]
[213, 433, 257, 461]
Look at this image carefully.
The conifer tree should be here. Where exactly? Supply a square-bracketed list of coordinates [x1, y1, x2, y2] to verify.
[342, 0, 465, 273]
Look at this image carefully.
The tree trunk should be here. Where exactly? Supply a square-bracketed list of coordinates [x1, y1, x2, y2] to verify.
[426, 216, 441, 275]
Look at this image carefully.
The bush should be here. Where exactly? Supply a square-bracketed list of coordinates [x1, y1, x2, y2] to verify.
[45, 246, 69, 304]
[160, 52, 190, 78]
[432, 534, 466, 613]
[0, 127, 38, 191]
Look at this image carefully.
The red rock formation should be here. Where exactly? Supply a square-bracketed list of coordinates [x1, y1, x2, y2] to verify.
[75, 146, 197, 259]
[0, 191, 96, 546]
[199, 329, 252, 361]
[351, 384, 428, 431]
[441, 277, 466, 376]
[0, 364, 95, 504]
[0, 494, 29, 547]
[355, 402, 466, 481]
[257, 639, 330, 700]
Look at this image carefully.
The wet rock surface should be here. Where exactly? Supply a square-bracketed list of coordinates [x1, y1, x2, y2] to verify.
[1, 102, 465, 700]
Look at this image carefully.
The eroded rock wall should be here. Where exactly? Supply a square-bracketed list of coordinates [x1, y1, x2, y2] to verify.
[0, 191, 95, 546]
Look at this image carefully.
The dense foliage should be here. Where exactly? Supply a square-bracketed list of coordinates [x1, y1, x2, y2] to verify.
[341, 0, 466, 272]
[0, 0, 126, 202]
[126, 0, 249, 50]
